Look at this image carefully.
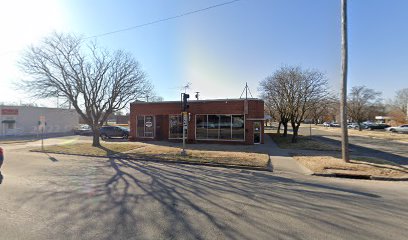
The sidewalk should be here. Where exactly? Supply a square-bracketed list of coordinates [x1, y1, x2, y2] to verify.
[255, 134, 313, 175]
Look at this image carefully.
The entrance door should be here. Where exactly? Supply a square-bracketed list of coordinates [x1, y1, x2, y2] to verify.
[253, 121, 261, 144]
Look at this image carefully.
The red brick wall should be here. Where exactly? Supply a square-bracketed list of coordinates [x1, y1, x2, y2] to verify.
[130, 99, 264, 144]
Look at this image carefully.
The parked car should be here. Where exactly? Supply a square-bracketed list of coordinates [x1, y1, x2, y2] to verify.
[363, 123, 390, 130]
[323, 122, 339, 127]
[0, 147, 3, 184]
[74, 124, 93, 136]
[385, 125, 408, 133]
[347, 123, 360, 129]
[100, 126, 129, 140]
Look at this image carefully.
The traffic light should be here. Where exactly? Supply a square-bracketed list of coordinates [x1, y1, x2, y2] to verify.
[182, 93, 190, 111]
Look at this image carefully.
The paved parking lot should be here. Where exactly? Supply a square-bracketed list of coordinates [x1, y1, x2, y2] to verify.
[1, 136, 408, 239]
[298, 126, 408, 166]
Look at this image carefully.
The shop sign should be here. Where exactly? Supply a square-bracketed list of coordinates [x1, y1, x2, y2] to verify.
[38, 116, 46, 130]
[1, 109, 19, 115]
[170, 119, 178, 127]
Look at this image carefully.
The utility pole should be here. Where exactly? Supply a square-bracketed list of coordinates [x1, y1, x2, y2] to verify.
[340, 0, 350, 162]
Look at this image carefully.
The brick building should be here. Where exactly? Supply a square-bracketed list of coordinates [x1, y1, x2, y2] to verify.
[129, 98, 264, 144]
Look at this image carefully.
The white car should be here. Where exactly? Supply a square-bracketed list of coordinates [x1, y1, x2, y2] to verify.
[347, 123, 360, 129]
[385, 125, 408, 133]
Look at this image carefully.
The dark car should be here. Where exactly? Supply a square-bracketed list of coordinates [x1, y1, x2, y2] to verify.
[363, 123, 390, 130]
[0, 147, 4, 184]
[0, 147, 3, 166]
[74, 124, 93, 136]
[100, 126, 129, 140]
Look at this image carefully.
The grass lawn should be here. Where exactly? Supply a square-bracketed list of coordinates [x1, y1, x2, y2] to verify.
[32, 142, 269, 169]
[0, 139, 36, 144]
[294, 154, 408, 178]
[267, 133, 340, 151]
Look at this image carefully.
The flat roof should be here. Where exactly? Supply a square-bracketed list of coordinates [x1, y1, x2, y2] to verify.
[0, 105, 76, 111]
[131, 98, 262, 105]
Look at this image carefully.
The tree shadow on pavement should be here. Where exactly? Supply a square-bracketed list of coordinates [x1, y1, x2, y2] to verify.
[14, 155, 408, 240]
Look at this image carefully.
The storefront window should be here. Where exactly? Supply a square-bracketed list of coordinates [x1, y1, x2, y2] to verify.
[232, 116, 245, 140]
[169, 115, 183, 139]
[137, 115, 154, 138]
[219, 115, 232, 139]
[196, 114, 244, 141]
[196, 115, 207, 139]
[207, 115, 220, 139]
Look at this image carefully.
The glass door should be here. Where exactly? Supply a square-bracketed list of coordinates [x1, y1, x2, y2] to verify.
[253, 121, 261, 144]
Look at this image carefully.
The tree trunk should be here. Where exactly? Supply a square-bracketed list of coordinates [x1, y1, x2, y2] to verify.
[277, 121, 282, 134]
[92, 129, 101, 147]
[282, 122, 288, 137]
[340, 0, 350, 162]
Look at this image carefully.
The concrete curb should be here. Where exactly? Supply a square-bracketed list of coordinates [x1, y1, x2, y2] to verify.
[370, 176, 408, 181]
[30, 150, 272, 172]
[312, 172, 408, 181]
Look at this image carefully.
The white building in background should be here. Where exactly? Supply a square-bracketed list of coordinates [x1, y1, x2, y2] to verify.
[0, 105, 79, 136]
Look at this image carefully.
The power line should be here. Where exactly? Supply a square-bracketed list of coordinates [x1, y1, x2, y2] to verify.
[84, 0, 240, 39]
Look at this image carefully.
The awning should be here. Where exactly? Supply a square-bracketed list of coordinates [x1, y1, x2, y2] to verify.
[246, 118, 266, 121]
[1, 120, 16, 124]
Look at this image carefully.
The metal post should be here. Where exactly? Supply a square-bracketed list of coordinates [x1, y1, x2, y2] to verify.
[41, 126, 44, 151]
[309, 122, 312, 139]
[181, 111, 187, 156]
[245, 82, 248, 99]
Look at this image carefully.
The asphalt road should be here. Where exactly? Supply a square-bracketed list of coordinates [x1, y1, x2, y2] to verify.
[298, 126, 408, 166]
[1, 137, 408, 240]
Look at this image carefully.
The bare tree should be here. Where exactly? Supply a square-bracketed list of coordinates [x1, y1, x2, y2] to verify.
[19, 32, 153, 147]
[262, 96, 288, 134]
[384, 88, 408, 125]
[393, 88, 408, 117]
[260, 66, 329, 142]
[259, 70, 292, 137]
[347, 86, 382, 130]
[307, 94, 338, 124]
[287, 68, 329, 143]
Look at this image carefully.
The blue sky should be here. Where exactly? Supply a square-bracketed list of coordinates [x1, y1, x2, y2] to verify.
[0, 0, 407, 106]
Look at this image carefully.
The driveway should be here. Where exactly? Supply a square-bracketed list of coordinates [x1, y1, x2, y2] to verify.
[1, 140, 408, 240]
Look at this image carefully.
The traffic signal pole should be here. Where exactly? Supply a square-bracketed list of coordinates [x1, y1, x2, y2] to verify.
[181, 93, 190, 156]
[181, 111, 187, 156]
